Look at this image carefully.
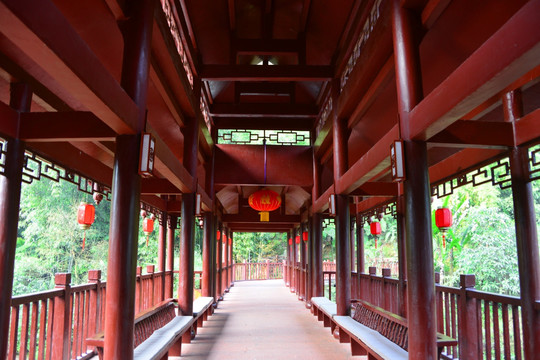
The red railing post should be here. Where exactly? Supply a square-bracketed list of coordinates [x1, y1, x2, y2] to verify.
[147, 265, 155, 307]
[435, 272, 444, 334]
[368, 267, 377, 304]
[266, 260, 270, 280]
[135, 266, 142, 313]
[243, 261, 247, 280]
[51, 273, 71, 360]
[458, 274, 480, 359]
[87, 270, 102, 349]
[382, 268, 391, 311]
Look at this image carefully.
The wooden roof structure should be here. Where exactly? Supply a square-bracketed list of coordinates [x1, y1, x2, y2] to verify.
[0, 0, 539, 359]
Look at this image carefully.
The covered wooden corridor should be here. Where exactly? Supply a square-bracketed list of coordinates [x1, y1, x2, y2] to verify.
[178, 280, 354, 360]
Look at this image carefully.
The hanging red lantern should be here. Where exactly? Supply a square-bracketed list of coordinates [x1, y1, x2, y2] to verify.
[435, 207, 453, 248]
[223, 234, 227, 243]
[370, 222, 381, 249]
[288, 238, 292, 246]
[302, 231, 308, 242]
[248, 189, 281, 222]
[77, 202, 95, 250]
[295, 235, 300, 244]
[228, 238, 232, 246]
[143, 217, 154, 246]
[217, 230, 221, 240]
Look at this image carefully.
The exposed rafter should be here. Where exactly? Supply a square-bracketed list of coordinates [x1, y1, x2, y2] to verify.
[201, 65, 333, 82]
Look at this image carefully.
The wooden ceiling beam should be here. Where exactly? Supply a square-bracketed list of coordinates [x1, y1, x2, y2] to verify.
[213, 117, 313, 131]
[201, 65, 333, 81]
[233, 38, 303, 55]
[350, 182, 399, 197]
[19, 112, 116, 142]
[0, 0, 138, 135]
[141, 178, 182, 195]
[409, 0, 540, 141]
[226, 223, 293, 232]
[236, 82, 294, 95]
[222, 213, 300, 224]
[427, 120, 514, 149]
[210, 103, 318, 118]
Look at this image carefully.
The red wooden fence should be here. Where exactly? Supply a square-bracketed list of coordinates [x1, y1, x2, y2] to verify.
[233, 262, 283, 280]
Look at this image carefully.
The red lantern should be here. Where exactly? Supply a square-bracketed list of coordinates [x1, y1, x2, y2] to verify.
[370, 222, 381, 249]
[223, 234, 227, 243]
[435, 207, 453, 248]
[295, 235, 300, 244]
[143, 217, 154, 246]
[228, 238, 232, 246]
[302, 232, 308, 242]
[78, 202, 95, 250]
[288, 238, 292, 246]
[248, 189, 281, 222]
[217, 230, 221, 240]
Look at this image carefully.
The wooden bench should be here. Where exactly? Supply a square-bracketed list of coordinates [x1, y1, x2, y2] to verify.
[86, 299, 194, 360]
[187, 296, 214, 341]
[310, 297, 337, 333]
[334, 300, 457, 360]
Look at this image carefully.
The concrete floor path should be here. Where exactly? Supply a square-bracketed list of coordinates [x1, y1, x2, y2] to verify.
[177, 280, 359, 360]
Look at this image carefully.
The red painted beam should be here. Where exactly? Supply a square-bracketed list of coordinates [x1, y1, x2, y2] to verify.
[200, 65, 333, 82]
[214, 145, 313, 187]
[19, 112, 116, 142]
[152, 133, 195, 193]
[197, 183, 213, 212]
[141, 178, 182, 195]
[222, 213, 301, 224]
[140, 194, 168, 211]
[336, 125, 399, 195]
[427, 120, 514, 149]
[233, 38, 303, 55]
[0, 102, 18, 138]
[210, 103, 318, 118]
[226, 223, 293, 232]
[312, 185, 333, 214]
[515, 108, 540, 146]
[0, 0, 139, 134]
[409, 0, 540, 141]
[214, 117, 314, 131]
[350, 182, 399, 197]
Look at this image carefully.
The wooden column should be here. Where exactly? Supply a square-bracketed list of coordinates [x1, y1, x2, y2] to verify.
[0, 82, 31, 359]
[396, 193, 407, 317]
[224, 228, 230, 292]
[178, 193, 195, 315]
[157, 211, 167, 301]
[503, 90, 540, 360]
[216, 223, 223, 301]
[335, 195, 351, 316]
[306, 217, 313, 304]
[166, 216, 176, 299]
[299, 226, 307, 301]
[202, 212, 212, 297]
[104, 1, 153, 357]
[391, 0, 437, 357]
[355, 214, 365, 274]
[312, 213, 323, 297]
[285, 236, 290, 286]
[229, 233, 234, 287]
[211, 215, 218, 304]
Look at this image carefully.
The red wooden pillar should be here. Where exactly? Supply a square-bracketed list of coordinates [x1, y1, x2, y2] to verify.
[503, 90, 540, 360]
[229, 233, 234, 286]
[0, 82, 31, 359]
[216, 223, 223, 301]
[306, 217, 313, 304]
[211, 215, 218, 304]
[355, 213, 364, 274]
[224, 228, 229, 292]
[335, 195, 351, 316]
[285, 236, 290, 286]
[299, 226, 306, 301]
[166, 216, 176, 299]
[202, 212, 212, 297]
[396, 193, 407, 317]
[178, 193, 195, 315]
[104, 0, 153, 358]
[157, 211, 167, 302]
[312, 213, 323, 297]
[290, 230, 296, 292]
[391, 0, 437, 358]
[52, 273, 72, 360]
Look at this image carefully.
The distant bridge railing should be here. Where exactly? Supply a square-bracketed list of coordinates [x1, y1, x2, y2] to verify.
[233, 262, 283, 281]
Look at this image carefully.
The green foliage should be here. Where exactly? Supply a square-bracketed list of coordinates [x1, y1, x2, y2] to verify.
[233, 232, 286, 262]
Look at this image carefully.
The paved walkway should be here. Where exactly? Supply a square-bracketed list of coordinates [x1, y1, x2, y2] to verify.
[177, 280, 358, 359]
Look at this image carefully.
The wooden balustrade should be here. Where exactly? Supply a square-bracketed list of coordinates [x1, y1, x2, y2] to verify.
[233, 262, 283, 281]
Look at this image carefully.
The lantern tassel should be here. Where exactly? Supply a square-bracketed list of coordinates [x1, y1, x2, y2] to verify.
[82, 230, 86, 251]
[146, 235, 149, 247]
[442, 234, 446, 249]
[375, 237, 377, 249]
